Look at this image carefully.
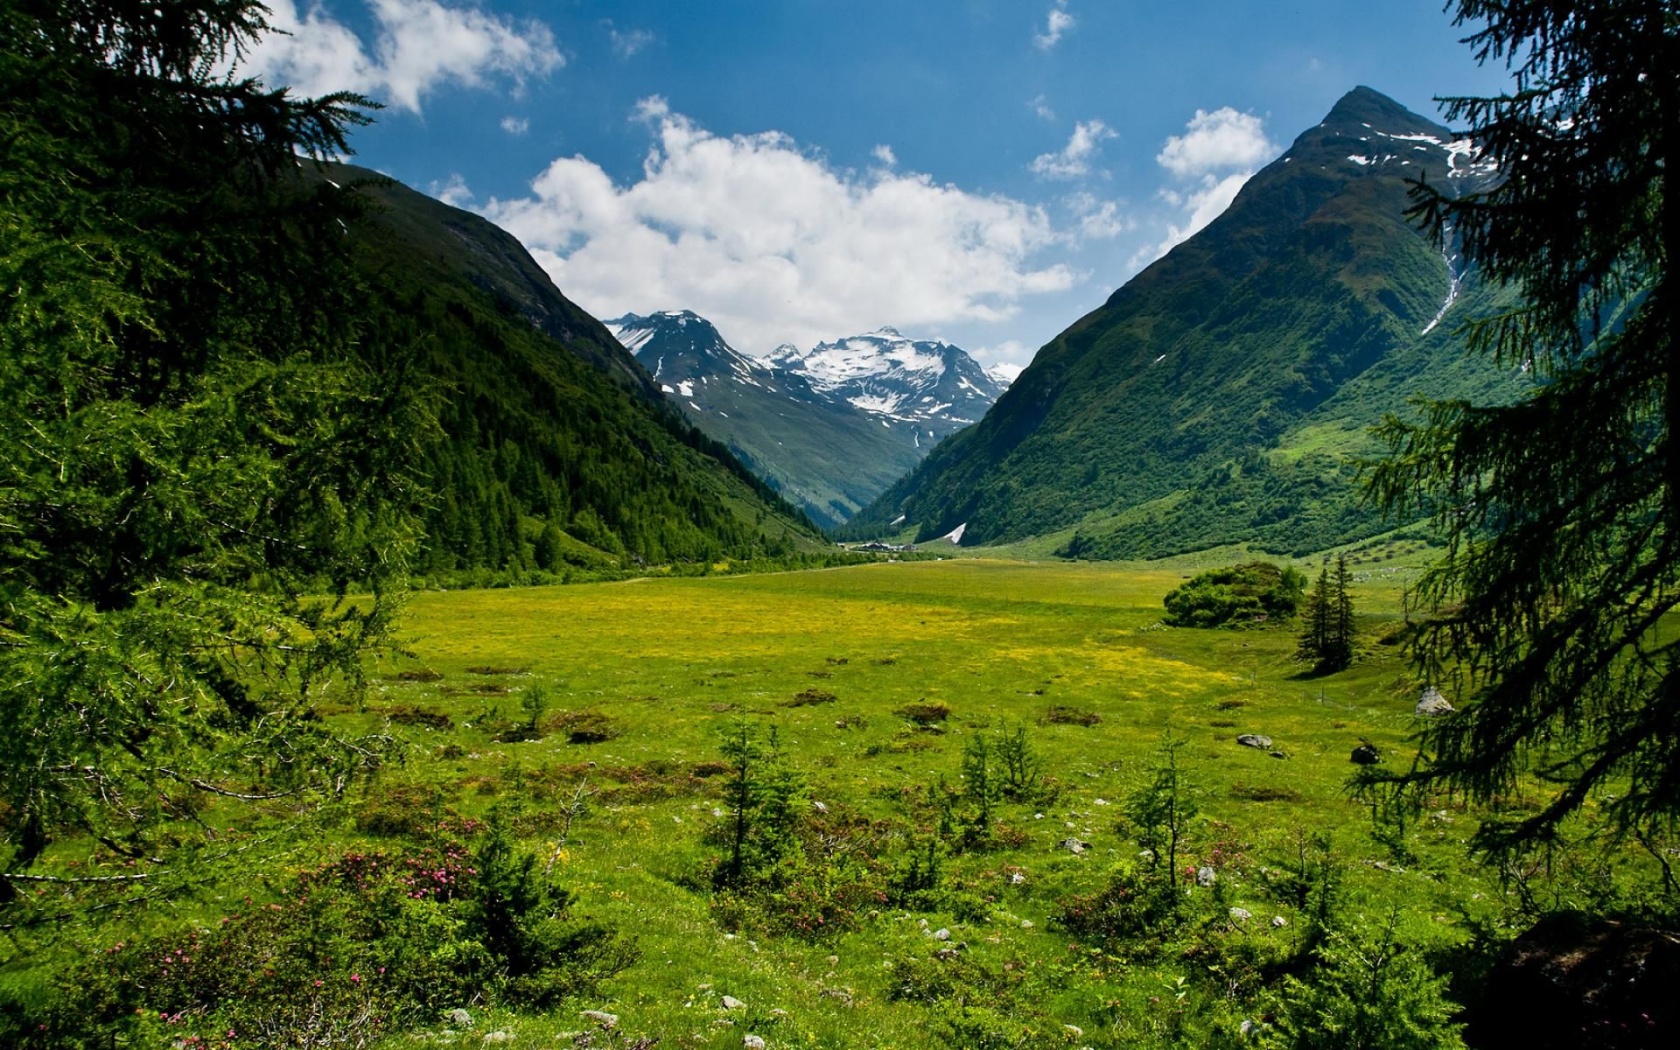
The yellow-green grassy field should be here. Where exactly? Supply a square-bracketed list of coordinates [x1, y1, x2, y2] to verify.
[346, 558, 1481, 1047]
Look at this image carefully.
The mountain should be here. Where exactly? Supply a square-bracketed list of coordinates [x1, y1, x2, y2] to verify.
[843, 86, 1524, 557]
[609, 311, 1007, 530]
[330, 166, 824, 574]
[772, 328, 1011, 443]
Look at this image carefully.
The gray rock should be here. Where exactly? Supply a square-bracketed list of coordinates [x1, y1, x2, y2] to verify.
[932, 928, 951, 941]
[743, 1036, 766, 1050]
[446, 1008, 473, 1029]
[721, 995, 747, 1011]
[1416, 686, 1455, 717]
[1271, 915, 1289, 928]
[1229, 907, 1253, 922]
[1236, 734, 1273, 749]
[1351, 743, 1381, 765]
[482, 1033, 514, 1044]
[1058, 837, 1089, 854]
[1268, 750, 1287, 759]
[1196, 865, 1217, 887]
[579, 1010, 618, 1030]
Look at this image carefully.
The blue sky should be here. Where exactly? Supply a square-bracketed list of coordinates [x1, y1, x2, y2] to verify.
[246, 1, 1509, 371]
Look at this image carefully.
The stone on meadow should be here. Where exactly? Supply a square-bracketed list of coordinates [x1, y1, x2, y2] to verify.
[579, 1010, 618, 1030]
[1416, 686, 1455, 717]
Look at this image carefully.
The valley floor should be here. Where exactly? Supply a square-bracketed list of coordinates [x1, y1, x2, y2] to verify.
[341, 559, 1490, 1047]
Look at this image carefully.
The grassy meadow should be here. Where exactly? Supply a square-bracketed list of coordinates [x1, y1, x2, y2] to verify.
[297, 555, 1515, 1047]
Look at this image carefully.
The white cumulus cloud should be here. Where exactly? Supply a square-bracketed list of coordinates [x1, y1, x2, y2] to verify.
[430, 172, 474, 208]
[1065, 192, 1131, 240]
[244, 0, 562, 114]
[1034, 2, 1075, 51]
[1132, 107, 1279, 267]
[500, 115, 529, 135]
[1155, 107, 1276, 177]
[872, 144, 898, 167]
[608, 25, 655, 58]
[1030, 119, 1115, 180]
[479, 100, 1076, 355]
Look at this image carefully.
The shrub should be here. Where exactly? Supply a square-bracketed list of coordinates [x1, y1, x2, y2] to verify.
[355, 782, 448, 837]
[1267, 913, 1466, 1050]
[546, 710, 619, 744]
[1162, 562, 1307, 628]
[897, 700, 953, 725]
[1056, 860, 1180, 944]
[9, 828, 634, 1049]
[1231, 784, 1304, 803]
[385, 704, 454, 730]
[1041, 705, 1101, 726]
[783, 688, 837, 707]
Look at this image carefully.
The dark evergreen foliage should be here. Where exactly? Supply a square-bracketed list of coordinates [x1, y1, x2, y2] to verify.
[1363, 0, 1677, 856]
[0, 0, 418, 895]
[1297, 556, 1356, 672]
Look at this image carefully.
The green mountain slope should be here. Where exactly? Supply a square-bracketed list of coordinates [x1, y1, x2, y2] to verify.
[846, 87, 1527, 558]
[333, 166, 824, 573]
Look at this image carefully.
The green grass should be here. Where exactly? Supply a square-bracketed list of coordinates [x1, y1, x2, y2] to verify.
[331, 559, 1491, 1046]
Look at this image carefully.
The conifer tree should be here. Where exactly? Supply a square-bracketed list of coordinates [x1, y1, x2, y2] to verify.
[1329, 554, 1356, 670]
[1298, 557, 1355, 672]
[0, 1, 424, 905]
[1298, 566, 1334, 667]
[1365, 0, 1676, 855]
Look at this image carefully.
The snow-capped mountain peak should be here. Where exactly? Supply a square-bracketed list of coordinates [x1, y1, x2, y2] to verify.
[610, 309, 1011, 447]
[607, 311, 764, 389]
[789, 329, 1007, 429]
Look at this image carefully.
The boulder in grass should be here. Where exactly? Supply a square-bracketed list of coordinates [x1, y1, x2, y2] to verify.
[1415, 686, 1455, 717]
[1351, 743, 1381, 765]
[1236, 733, 1273, 749]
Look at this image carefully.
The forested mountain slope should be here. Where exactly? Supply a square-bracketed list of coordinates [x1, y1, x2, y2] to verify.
[847, 87, 1526, 557]
[333, 166, 823, 573]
